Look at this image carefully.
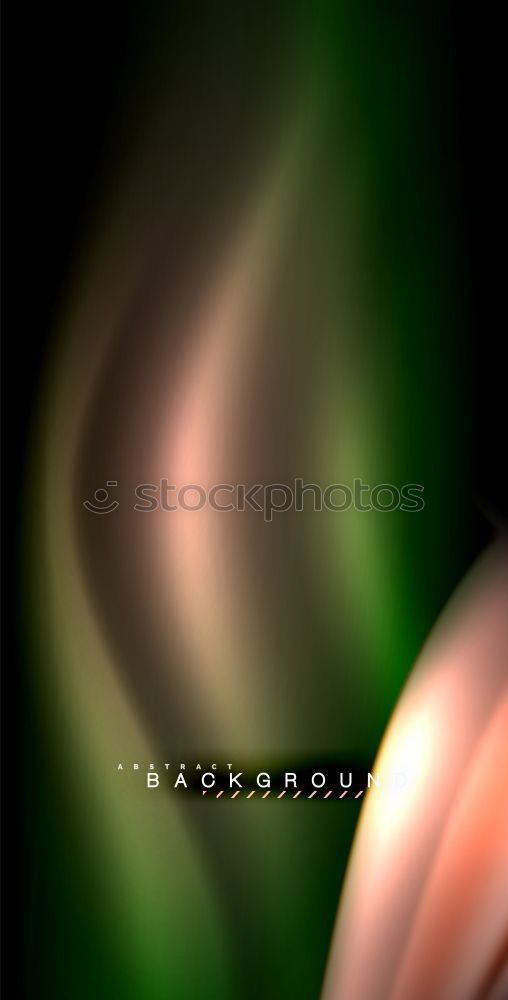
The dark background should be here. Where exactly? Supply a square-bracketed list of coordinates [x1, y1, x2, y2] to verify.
[3, 0, 504, 545]
[2, 0, 504, 992]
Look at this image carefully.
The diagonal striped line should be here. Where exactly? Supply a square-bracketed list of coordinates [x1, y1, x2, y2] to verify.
[324, 790, 333, 799]
[246, 790, 256, 799]
[308, 790, 317, 799]
[339, 791, 348, 798]
[262, 790, 271, 799]
[231, 790, 240, 798]
[293, 790, 301, 799]
[277, 790, 286, 799]
[216, 790, 224, 798]
[355, 790, 364, 799]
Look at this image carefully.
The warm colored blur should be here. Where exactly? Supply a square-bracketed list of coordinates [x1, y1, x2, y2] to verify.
[22, 5, 496, 999]
[323, 540, 508, 1000]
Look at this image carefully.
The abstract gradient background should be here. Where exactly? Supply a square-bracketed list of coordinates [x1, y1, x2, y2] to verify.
[5, 3, 507, 999]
